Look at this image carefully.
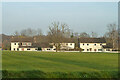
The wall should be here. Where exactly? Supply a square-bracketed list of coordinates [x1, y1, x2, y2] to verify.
[52, 43, 75, 50]
[80, 43, 106, 52]
[19, 48, 38, 51]
[11, 42, 19, 51]
[42, 48, 55, 51]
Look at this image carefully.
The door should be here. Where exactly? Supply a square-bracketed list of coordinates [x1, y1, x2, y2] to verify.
[90, 48, 92, 51]
[94, 49, 96, 51]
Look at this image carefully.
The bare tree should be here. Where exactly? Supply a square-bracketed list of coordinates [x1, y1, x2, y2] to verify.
[14, 31, 19, 36]
[79, 32, 90, 38]
[91, 31, 98, 38]
[104, 23, 118, 50]
[74, 32, 79, 38]
[20, 28, 37, 37]
[20, 29, 27, 36]
[48, 22, 70, 52]
[37, 28, 43, 36]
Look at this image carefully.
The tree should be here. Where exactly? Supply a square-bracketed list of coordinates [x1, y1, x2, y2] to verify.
[73, 32, 79, 38]
[91, 31, 98, 38]
[20, 29, 27, 36]
[37, 28, 43, 36]
[48, 22, 70, 52]
[20, 28, 37, 37]
[79, 32, 90, 38]
[104, 23, 118, 50]
[14, 31, 19, 36]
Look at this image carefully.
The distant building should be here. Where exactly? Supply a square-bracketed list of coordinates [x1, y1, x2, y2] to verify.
[79, 38, 113, 52]
[11, 37, 38, 51]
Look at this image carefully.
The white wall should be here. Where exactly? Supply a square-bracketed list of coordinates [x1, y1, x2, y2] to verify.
[52, 43, 75, 50]
[11, 42, 19, 51]
[42, 48, 55, 51]
[19, 48, 38, 51]
[80, 43, 106, 52]
[11, 42, 37, 51]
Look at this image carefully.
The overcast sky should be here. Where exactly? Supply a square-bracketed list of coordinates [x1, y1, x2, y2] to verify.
[2, 2, 118, 36]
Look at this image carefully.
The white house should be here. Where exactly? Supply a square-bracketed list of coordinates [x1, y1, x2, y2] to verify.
[79, 38, 113, 52]
[42, 43, 75, 51]
[11, 37, 38, 51]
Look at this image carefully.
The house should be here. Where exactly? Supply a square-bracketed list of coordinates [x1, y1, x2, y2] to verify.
[42, 42, 75, 52]
[79, 38, 113, 52]
[42, 38, 76, 51]
[11, 37, 38, 51]
[102, 44, 113, 52]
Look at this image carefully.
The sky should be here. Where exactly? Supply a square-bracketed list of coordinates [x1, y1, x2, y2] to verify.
[2, 2, 118, 36]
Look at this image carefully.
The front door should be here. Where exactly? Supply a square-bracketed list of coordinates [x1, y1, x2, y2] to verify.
[94, 49, 96, 51]
[90, 48, 92, 51]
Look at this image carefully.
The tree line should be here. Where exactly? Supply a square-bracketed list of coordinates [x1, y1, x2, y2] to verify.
[2, 22, 119, 51]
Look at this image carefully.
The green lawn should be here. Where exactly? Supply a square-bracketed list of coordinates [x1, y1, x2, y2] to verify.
[1, 51, 119, 78]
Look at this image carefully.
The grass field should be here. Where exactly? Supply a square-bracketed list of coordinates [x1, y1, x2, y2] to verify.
[1, 51, 119, 78]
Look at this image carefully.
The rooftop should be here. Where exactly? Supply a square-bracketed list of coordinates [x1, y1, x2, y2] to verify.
[79, 38, 106, 43]
[11, 37, 33, 42]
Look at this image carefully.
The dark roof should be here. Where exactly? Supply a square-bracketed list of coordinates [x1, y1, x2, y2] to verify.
[79, 38, 106, 43]
[102, 44, 113, 48]
[11, 37, 33, 42]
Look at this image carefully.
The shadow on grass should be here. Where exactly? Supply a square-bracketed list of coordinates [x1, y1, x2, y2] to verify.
[2, 70, 118, 78]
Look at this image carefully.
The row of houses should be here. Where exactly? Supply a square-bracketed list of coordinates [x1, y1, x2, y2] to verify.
[11, 37, 113, 52]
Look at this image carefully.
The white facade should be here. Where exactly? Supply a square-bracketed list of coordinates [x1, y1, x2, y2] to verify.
[52, 43, 75, 50]
[18, 48, 38, 51]
[60, 43, 75, 49]
[80, 43, 106, 52]
[11, 42, 38, 51]
[11, 42, 19, 51]
[42, 48, 56, 51]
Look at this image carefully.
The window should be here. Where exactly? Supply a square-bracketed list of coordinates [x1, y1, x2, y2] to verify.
[82, 49, 84, 51]
[87, 44, 89, 46]
[70, 43, 72, 45]
[94, 44, 96, 46]
[14, 43, 16, 45]
[17, 48, 19, 51]
[27, 48, 30, 50]
[23, 43, 26, 45]
[35, 48, 38, 50]
[100, 44, 102, 46]
[106, 49, 110, 51]
[83, 44, 84, 45]
[98, 49, 102, 51]
[47, 49, 50, 50]
[14, 48, 15, 51]
[66, 43, 68, 45]
[87, 49, 89, 51]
